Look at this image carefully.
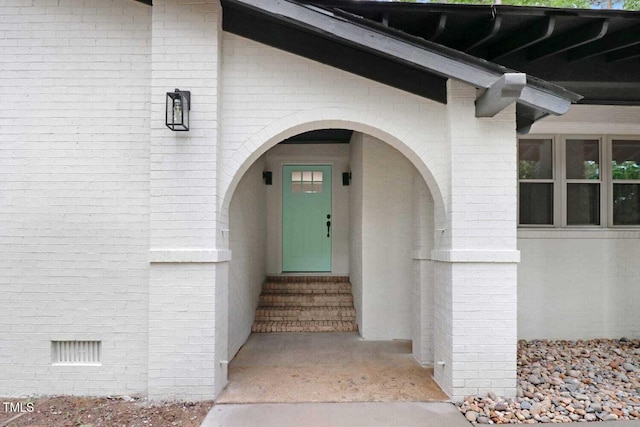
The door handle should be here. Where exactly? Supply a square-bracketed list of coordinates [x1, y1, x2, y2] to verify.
[326, 220, 331, 237]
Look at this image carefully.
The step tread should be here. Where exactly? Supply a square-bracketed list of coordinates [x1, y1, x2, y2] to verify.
[256, 306, 356, 313]
[258, 294, 354, 307]
[262, 283, 352, 294]
[266, 276, 349, 283]
[255, 306, 356, 321]
[251, 320, 359, 333]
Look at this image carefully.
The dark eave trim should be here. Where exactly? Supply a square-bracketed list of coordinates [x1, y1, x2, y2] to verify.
[133, 0, 152, 5]
[221, 0, 580, 129]
[222, 1, 448, 103]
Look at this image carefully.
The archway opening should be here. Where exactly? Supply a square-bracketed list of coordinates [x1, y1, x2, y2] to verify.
[222, 127, 443, 402]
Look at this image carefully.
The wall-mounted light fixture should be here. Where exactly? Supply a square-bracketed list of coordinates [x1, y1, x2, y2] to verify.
[263, 171, 272, 185]
[166, 89, 191, 131]
[342, 172, 351, 186]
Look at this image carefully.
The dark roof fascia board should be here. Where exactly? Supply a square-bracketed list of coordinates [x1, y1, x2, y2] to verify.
[223, 0, 580, 119]
[308, 1, 640, 20]
[133, 0, 152, 5]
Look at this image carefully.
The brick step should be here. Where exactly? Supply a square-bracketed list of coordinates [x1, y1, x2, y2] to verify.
[262, 281, 352, 294]
[258, 293, 354, 307]
[255, 306, 356, 321]
[265, 276, 349, 283]
[251, 320, 359, 333]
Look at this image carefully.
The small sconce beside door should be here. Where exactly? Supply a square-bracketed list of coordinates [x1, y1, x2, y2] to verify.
[166, 89, 191, 131]
[342, 172, 351, 186]
[263, 171, 272, 185]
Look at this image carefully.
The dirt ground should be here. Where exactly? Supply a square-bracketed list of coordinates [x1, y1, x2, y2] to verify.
[0, 396, 213, 427]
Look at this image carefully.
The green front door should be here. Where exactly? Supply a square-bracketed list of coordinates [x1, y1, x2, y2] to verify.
[282, 165, 332, 272]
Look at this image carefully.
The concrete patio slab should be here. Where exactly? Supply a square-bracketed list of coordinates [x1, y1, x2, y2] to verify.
[217, 332, 447, 403]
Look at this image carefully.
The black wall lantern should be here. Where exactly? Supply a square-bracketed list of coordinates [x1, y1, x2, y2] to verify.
[166, 89, 191, 131]
[342, 172, 351, 186]
[263, 171, 272, 185]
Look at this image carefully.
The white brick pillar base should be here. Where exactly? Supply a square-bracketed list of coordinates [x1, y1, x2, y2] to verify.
[433, 259, 518, 400]
[148, 261, 228, 400]
[432, 80, 519, 400]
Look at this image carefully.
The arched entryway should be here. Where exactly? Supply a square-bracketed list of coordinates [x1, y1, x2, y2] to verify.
[218, 120, 446, 401]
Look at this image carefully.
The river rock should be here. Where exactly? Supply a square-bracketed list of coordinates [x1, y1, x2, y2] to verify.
[465, 411, 478, 422]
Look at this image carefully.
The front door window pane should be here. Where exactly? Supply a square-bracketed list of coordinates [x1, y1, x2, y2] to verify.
[519, 139, 553, 179]
[292, 170, 323, 193]
[567, 183, 600, 225]
[566, 139, 600, 179]
[519, 183, 553, 225]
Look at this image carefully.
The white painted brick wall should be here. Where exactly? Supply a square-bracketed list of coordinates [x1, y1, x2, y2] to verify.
[0, 0, 151, 397]
[148, 0, 225, 401]
[432, 80, 519, 400]
[150, 0, 221, 249]
[228, 158, 266, 358]
[349, 133, 364, 331]
[413, 173, 435, 365]
[148, 262, 221, 400]
[219, 33, 448, 227]
[360, 135, 415, 340]
[519, 231, 640, 340]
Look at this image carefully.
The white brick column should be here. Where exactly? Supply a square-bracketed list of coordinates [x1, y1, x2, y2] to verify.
[148, 0, 228, 400]
[432, 79, 519, 400]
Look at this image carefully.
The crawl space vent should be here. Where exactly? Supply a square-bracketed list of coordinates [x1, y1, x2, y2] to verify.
[52, 341, 101, 365]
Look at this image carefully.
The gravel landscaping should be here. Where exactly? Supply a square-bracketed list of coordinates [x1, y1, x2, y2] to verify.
[457, 339, 640, 424]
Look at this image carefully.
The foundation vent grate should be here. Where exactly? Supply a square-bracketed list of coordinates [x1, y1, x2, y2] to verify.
[52, 341, 101, 365]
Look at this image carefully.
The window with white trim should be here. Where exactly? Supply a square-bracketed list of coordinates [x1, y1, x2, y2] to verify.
[518, 136, 640, 227]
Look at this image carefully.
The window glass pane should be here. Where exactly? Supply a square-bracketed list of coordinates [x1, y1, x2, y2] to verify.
[566, 139, 600, 179]
[613, 184, 640, 225]
[567, 183, 600, 225]
[302, 171, 312, 182]
[311, 182, 323, 193]
[313, 171, 323, 182]
[519, 183, 553, 225]
[612, 140, 640, 180]
[519, 139, 553, 179]
[292, 171, 302, 182]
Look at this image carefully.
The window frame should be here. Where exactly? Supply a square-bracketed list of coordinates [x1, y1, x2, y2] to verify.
[560, 135, 605, 227]
[518, 134, 640, 229]
[608, 135, 640, 227]
[517, 135, 556, 227]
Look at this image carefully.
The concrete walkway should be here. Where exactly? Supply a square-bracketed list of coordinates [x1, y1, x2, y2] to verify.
[201, 402, 640, 427]
[201, 402, 470, 427]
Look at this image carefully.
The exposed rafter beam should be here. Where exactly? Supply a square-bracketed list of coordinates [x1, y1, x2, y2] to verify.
[463, 16, 502, 53]
[568, 23, 640, 61]
[606, 44, 640, 62]
[488, 16, 555, 60]
[527, 19, 609, 61]
[476, 73, 527, 117]
[381, 12, 389, 27]
[427, 13, 447, 42]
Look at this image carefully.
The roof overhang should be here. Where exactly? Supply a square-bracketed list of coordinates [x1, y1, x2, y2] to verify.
[220, 0, 581, 133]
